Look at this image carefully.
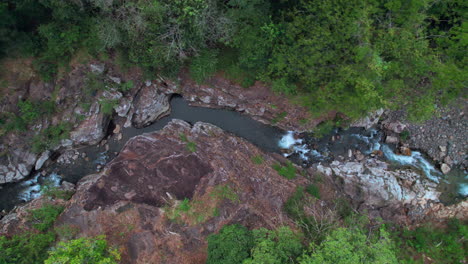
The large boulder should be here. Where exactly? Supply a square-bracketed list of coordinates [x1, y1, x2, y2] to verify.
[55, 120, 300, 264]
[131, 84, 170, 128]
[70, 102, 110, 145]
[0, 145, 37, 184]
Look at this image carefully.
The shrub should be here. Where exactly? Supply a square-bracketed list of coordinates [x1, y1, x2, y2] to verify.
[31, 123, 71, 153]
[28, 204, 64, 232]
[306, 184, 320, 199]
[45, 236, 120, 264]
[0, 231, 56, 264]
[393, 218, 468, 263]
[298, 227, 398, 264]
[207, 224, 254, 264]
[244, 226, 304, 264]
[190, 49, 219, 84]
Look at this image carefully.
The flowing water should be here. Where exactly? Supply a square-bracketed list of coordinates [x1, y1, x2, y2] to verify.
[280, 128, 468, 204]
[1, 96, 466, 212]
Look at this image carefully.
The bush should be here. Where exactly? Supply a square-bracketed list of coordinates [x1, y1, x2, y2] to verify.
[298, 227, 398, 264]
[244, 226, 303, 264]
[0, 231, 56, 264]
[28, 204, 64, 232]
[189, 49, 219, 84]
[31, 123, 71, 153]
[393, 219, 468, 263]
[305, 184, 320, 199]
[207, 224, 254, 264]
[45, 236, 120, 264]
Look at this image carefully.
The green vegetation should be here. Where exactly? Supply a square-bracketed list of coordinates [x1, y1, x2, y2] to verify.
[392, 218, 467, 263]
[45, 236, 120, 264]
[30, 123, 71, 153]
[251, 155, 264, 165]
[0, 231, 56, 264]
[0, 202, 117, 264]
[179, 133, 197, 152]
[166, 185, 239, 224]
[99, 99, 118, 115]
[272, 161, 297, 179]
[299, 227, 398, 264]
[0, 202, 61, 263]
[305, 184, 320, 199]
[207, 224, 254, 264]
[271, 112, 288, 125]
[28, 204, 64, 232]
[2, 0, 464, 121]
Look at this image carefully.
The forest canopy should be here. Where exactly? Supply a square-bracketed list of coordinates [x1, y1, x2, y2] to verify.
[1, 0, 466, 120]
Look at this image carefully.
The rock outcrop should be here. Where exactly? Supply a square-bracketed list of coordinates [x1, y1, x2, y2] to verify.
[0, 144, 37, 184]
[131, 84, 170, 128]
[54, 120, 301, 263]
[70, 102, 110, 145]
[316, 158, 450, 224]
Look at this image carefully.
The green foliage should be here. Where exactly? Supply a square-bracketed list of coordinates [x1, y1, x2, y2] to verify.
[207, 224, 254, 264]
[400, 130, 411, 142]
[179, 133, 197, 152]
[0, 231, 56, 264]
[271, 112, 287, 125]
[190, 49, 219, 84]
[28, 204, 64, 232]
[2, 100, 58, 132]
[210, 185, 239, 203]
[41, 183, 74, 201]
[313, 121, 334, 138]
[251, 155, 264, 165]
[392, 219, 467, 263]
[54, 225, 80, 241]
[244, 227, 303, 264]
[272, 161, 296, 179]
[99, 99, 117, 115]
[119, 80, 134, 93]
[45, 236, 120, 264]
[305, 184, 320, 199]
[31, 123, 71, 153]
[299, 227, 398, 264]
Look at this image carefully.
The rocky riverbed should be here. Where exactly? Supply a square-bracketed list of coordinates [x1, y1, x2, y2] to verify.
[0, 59, 466, 263]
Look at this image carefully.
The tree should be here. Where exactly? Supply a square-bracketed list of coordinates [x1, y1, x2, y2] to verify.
[45, 236, 120, 264]
[298, 227, 398, 264]
[207, 224, 254, 264]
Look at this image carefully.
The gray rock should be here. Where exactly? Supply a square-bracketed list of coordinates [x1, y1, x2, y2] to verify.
[441, 163, 451, 174]
[34, 151, 50, 171]
[439, 145, 447, 152]
[70, 102, 110, 145]
[114, 97, 132, 117]
[384, 121, 407, 134]
[132, 85, 170, 128]
[0, 148, 37, 184]
[317, 158, 440, 208]
[90, 63, 105, 74]
[351, 109, 384, 129]
[385, 135, 399, 144]
[109, 76, 121, 84]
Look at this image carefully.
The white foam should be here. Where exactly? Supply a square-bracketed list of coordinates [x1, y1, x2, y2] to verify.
[381, 145, 440, 183]
[278, 131, 302, 149]
[18, 173, 62, 202]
